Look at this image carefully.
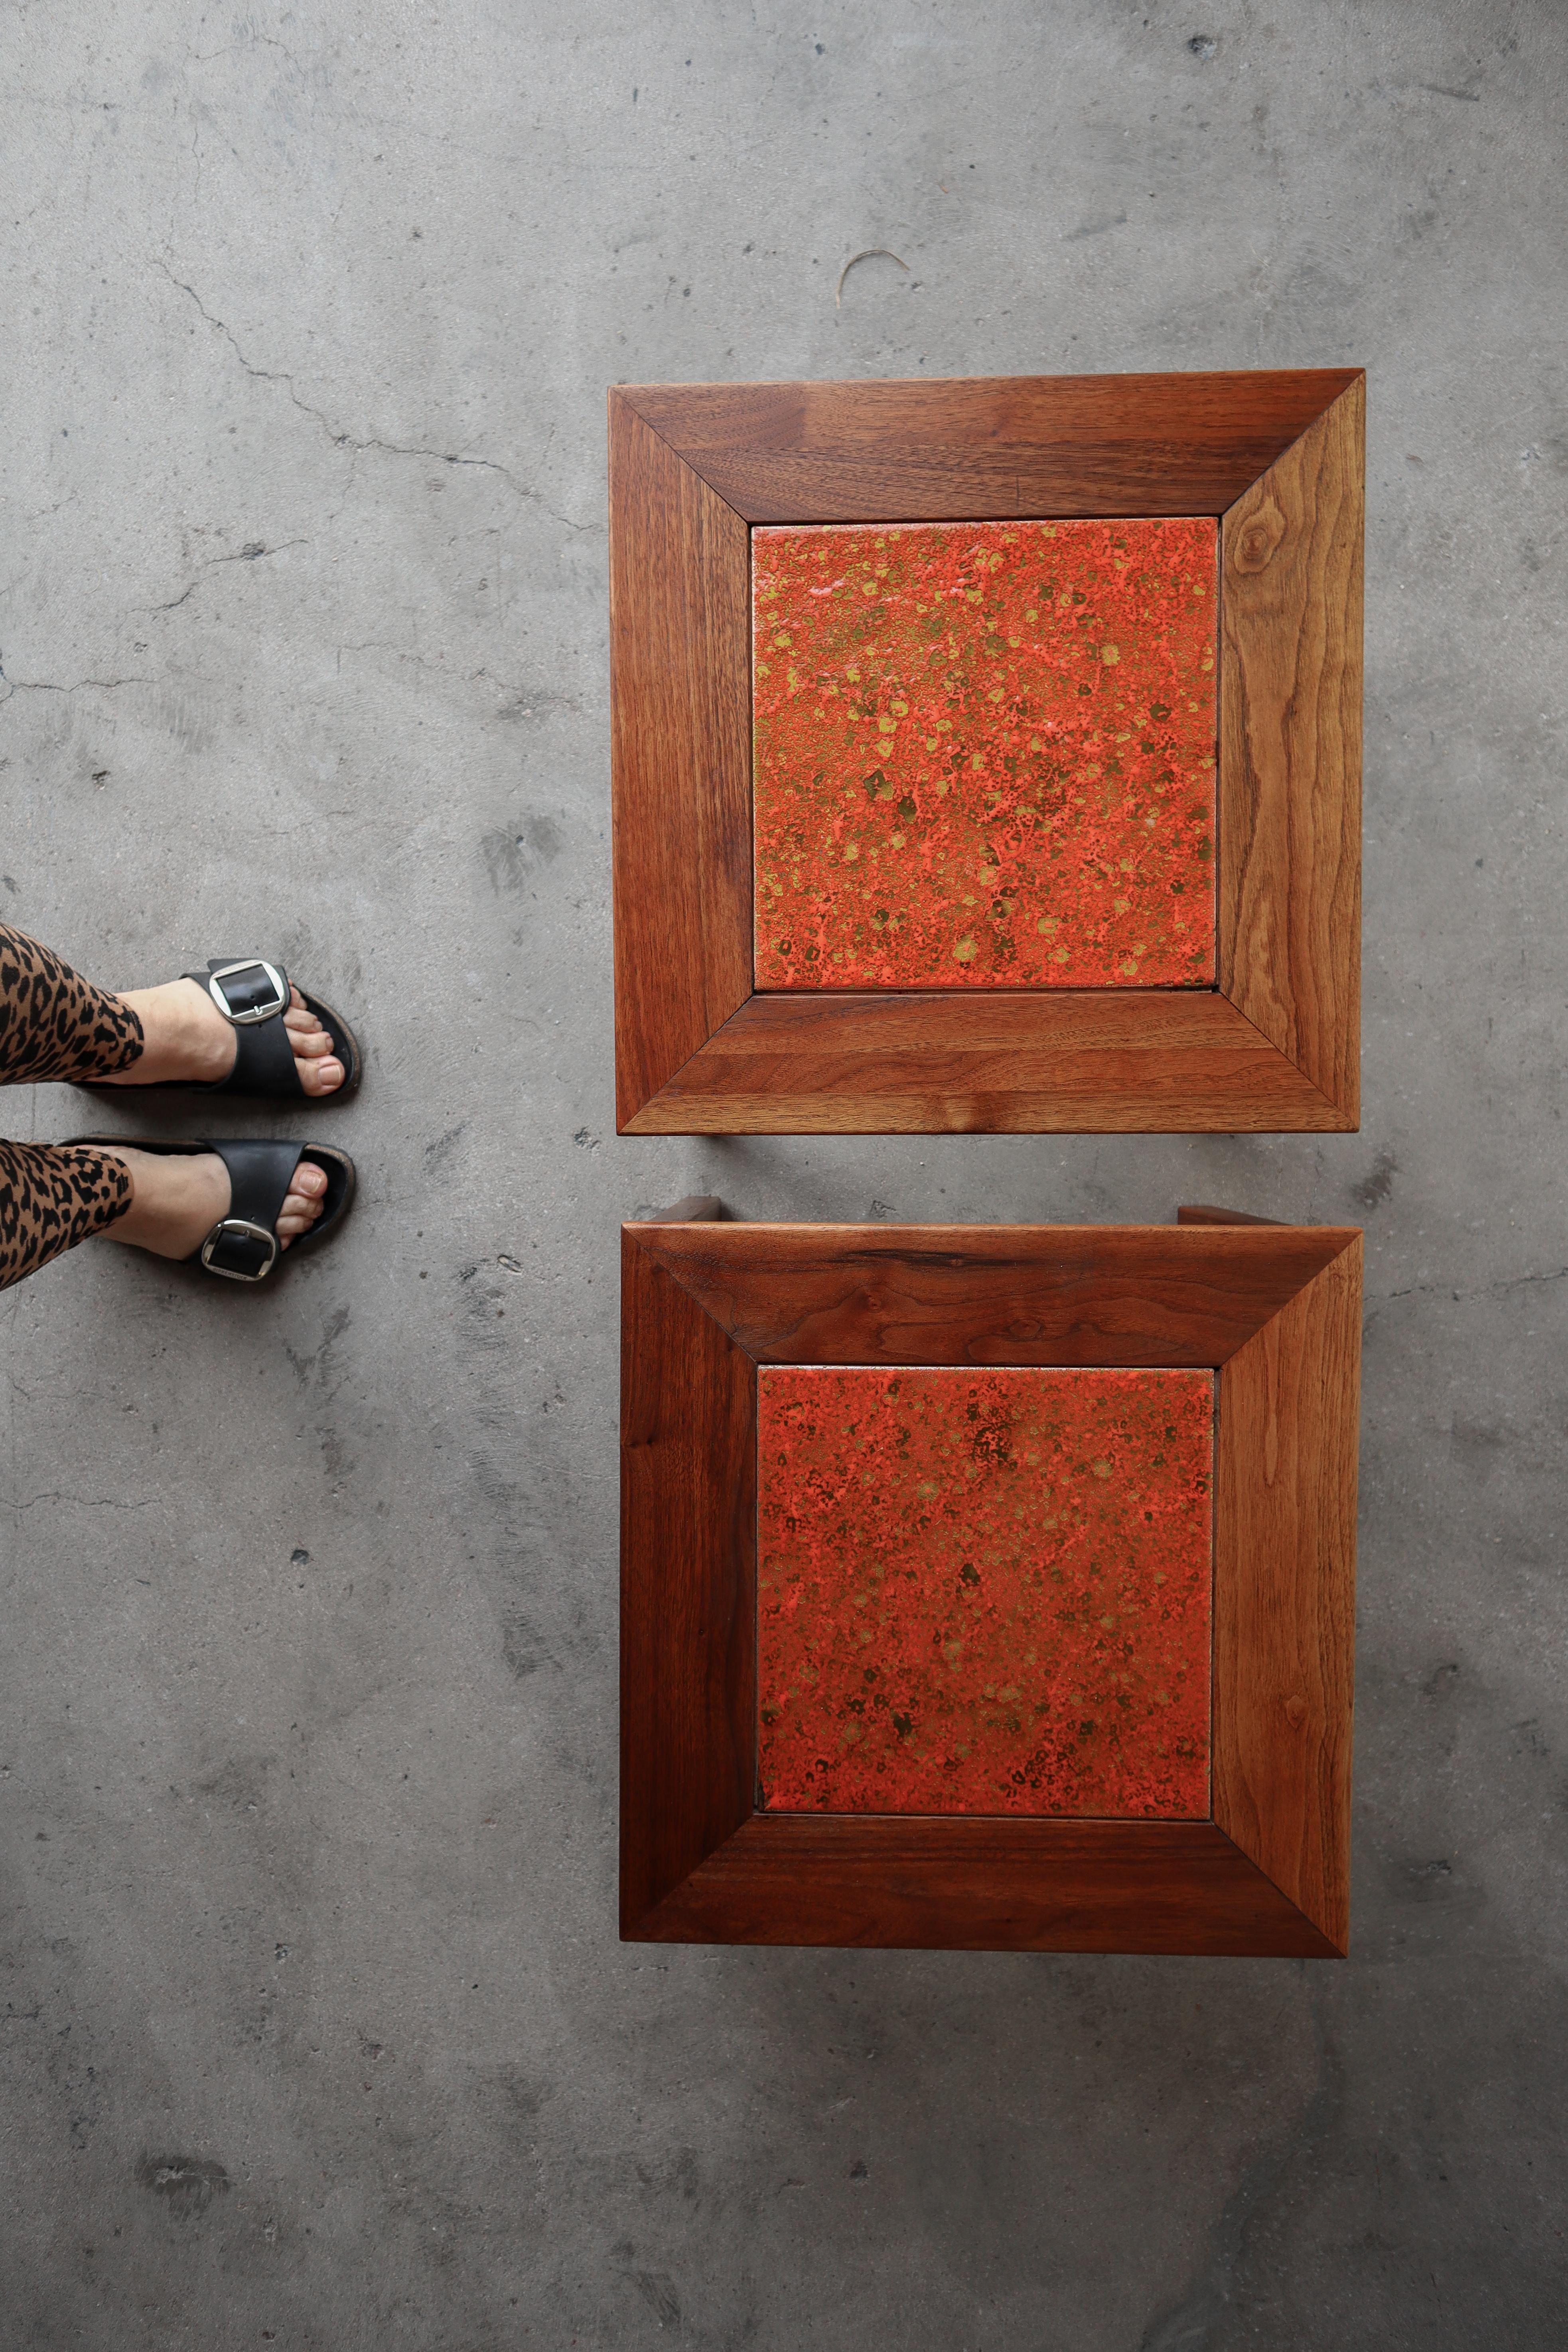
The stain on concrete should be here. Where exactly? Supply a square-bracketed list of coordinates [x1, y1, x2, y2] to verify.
[1351, 1149, 1398, 1209]
[494, 2071, 550, 2123]
[632, 2270, 682, 2327]
[422, 1124, 468, 1171]
[481, 813, 564, 892]
[136, 2156, 231, 2218]
[1449, 1418, 1509, 1479]
[1140, 1986, 1343, 2349]
[501, 1618, 547, 1678]
[189, 1755, 277, 1812]
[285, 1305, 351, 1388]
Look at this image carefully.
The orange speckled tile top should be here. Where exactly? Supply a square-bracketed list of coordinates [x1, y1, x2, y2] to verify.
[757, 1366, 1213, 1818]
[752, 517, 1217, 988]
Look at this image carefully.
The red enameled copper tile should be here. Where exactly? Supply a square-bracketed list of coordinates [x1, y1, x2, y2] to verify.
[756, 1366, 1213, 1818]
[752, 517, 1217, 988]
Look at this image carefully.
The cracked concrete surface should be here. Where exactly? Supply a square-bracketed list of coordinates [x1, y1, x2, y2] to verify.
[149, 256, 574, 520]
[2, 2, 1565, 2346]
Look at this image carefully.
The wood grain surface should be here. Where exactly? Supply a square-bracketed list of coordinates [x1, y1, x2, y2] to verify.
[635, 1222, 1359, 1369]
[611, 370, 1363, 1134]
[1219, 377, 1364, 1123]
[609, 393, 751, 1124]
[1213, 1237, 1362, 1952]
[620, 1230, 757, 1932]
[619, 372, 1362, 522]
[621, 989, 1348, 1133]
[631, 1814, 1341, 1954]
[620, 1220, 1361, 1952]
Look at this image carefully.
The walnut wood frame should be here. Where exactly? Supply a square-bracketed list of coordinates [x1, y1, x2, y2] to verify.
[610, 369, 1364, 1134]
[621, 1209, 1361, 1955]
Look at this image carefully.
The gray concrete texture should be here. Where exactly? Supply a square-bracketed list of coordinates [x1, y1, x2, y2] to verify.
[0, 0, 1563, 2342]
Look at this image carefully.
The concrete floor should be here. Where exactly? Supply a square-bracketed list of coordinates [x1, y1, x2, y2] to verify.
[2, 1, 1564, 2344]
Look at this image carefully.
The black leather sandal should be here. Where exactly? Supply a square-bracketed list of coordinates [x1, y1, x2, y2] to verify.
[74, 1136, 355, 1283]
[85, 957, 361, 1100]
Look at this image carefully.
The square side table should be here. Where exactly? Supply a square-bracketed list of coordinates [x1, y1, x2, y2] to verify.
[610, 370, 1363, 1134]
[620, 1207, 1361, 1955]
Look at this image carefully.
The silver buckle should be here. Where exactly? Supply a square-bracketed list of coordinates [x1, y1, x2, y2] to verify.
[199, 1218, 280, 1283]
[208, 959, 288, 1025]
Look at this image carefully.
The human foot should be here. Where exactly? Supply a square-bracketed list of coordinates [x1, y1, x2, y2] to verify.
[103, 979, 345, 1096]
[99, 1146, 328, 1260]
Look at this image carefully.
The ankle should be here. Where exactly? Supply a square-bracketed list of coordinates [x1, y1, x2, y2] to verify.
[97, 1145, 230, 1260]
[114, 980, 235, 1086]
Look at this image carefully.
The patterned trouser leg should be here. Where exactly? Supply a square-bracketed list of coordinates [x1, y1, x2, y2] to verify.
[0, 927, 146, 1290]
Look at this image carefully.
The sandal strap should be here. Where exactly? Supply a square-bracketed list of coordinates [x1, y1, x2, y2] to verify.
[182, 959, 302, 1098]
[199, 1140, 306, 1282]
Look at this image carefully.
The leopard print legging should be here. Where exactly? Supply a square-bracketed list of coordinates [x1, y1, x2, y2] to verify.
[0, 927, 144, 1289]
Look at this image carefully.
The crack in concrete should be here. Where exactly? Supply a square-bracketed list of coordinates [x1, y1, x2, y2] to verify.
[151, 259, 597, 534]
[334, 640, 456, 674]
[0, 664, 152, 702]
[1370, 1265, 1568, 1309]
[2, 1492, 154, 1512]
[193, 29, 309, 73]
[152, 538, 308, 614]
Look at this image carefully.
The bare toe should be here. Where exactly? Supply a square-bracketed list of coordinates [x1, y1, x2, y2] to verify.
[282, 992, 346, 1093]
[299, 1055, 344, 1097]
[276, 1165, 327, 1248]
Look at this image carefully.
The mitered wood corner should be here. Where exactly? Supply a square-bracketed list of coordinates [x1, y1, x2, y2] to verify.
[610, 369, 1363, 1136]
[620, 1219, 1361, 1953]
[614, 371, 1362, 521]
